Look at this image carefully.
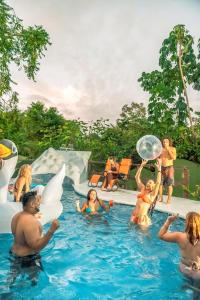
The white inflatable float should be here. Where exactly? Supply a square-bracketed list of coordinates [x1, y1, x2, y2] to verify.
[0, 139, 66, 234]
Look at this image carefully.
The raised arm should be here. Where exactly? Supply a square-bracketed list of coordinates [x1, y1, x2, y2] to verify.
[135, 160, 147, 191]
[76, 200, 87, 213]
[151, 158, 162, 198]
[98, 199, 113, 212]
[158, 214, 184, 244]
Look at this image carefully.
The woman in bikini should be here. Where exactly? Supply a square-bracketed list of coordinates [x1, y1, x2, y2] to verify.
[76, 189, 113, 214]
[130, 158, 162, 227]
[14, 164, 32, 202]
[159, 212, 200, 280]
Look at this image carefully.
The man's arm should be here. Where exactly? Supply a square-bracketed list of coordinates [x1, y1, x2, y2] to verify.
[23, 219, 59, 252]
[167, 147, 176, 160]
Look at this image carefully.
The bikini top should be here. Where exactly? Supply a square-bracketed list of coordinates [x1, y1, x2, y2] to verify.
[85, 200, 104, 213]
[137, 192, 152, 204]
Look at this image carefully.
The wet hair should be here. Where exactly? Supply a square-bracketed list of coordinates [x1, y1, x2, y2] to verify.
[87, 189, 99, 204]
[22, 191, 37, 207]
[162, 137, 173, 147]
[185, 212, 200, 245]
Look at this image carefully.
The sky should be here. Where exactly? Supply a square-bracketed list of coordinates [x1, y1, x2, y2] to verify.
[8, 0, 200, 122]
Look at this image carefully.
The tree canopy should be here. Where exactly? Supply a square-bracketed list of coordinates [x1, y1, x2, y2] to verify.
[0, 0, 51, 110]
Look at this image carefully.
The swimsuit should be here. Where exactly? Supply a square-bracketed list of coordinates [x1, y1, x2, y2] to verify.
[161, 165, 174, 186]
[85, 201, 104, 214]
[9, 250, 43, 286]
[131, 192, 152, 226]
[180, 262, 200, 280]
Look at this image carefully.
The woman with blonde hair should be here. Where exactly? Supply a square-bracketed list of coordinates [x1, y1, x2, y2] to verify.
[159, 212, 200, 279]
[14, 164, 32, 202]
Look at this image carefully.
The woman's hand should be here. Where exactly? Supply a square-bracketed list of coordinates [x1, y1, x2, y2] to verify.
[76, 200, 80, 207]
[141, 160, 148, 167]
[166, 214, 179, 224]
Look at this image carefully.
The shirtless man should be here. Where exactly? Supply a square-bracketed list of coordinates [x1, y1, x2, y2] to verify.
[130, 159, 161, 227]
[10, 191, 59, 285]
[158, 138, 176, 204]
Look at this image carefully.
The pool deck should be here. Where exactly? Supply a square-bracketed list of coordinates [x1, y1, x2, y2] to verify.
[74, 182, 200, 219]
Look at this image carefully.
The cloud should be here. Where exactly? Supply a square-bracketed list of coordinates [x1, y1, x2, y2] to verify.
[8, 0, 200, 122]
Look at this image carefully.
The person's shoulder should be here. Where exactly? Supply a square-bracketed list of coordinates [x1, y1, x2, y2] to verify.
[12, 211, 21, 221]
[19, 213, 37, 224]
[17, 176, 26, 183]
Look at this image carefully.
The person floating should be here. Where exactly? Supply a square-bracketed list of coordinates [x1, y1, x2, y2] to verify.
[158, 138, 176, 204]
[101, 157, 119, 191]
[130, 159, 162, 227]
[10, 191, 59, 285]
[76, 189, 113, 214]
[14, 164, 32, 202]
[159, 212, 200, 280]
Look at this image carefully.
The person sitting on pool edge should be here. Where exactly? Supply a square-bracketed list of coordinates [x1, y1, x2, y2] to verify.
[76, 189, 113, 214]
[130, 158, 162, 227]
[159, 212, 200, 280]
[14, 164, 32, 202]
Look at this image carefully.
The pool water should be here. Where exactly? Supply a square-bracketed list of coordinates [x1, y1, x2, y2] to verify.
[0, 178, 197, 299]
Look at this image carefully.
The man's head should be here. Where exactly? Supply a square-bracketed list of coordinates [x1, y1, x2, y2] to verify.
[162, 138, 172, 148]
[22, 191, 41, 215]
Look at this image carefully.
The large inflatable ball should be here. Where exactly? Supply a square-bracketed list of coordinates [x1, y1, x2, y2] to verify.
[136, 135, 162, 160]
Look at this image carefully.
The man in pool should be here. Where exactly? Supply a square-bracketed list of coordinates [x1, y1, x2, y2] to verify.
[9, 191, 59, 285]
[158, 138, 176, 204]
[130, 158, 161, 227]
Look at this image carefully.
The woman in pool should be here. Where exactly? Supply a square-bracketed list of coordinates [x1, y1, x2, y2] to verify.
[14, 164, 32, 202]
[159, 212, 200, 279]
[130, 158, 162, 227]
[76, 189, 113, 214]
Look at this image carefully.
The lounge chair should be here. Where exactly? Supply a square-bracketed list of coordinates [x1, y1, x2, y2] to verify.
[88, 159, 111, 187]
[88, 158, 132, 190]
[101, 158, 132, 191]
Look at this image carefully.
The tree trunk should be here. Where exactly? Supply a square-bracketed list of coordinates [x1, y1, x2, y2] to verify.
[178, 43, 195, 137]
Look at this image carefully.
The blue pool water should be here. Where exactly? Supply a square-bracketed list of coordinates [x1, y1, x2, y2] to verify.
[0, 178, 197, 299]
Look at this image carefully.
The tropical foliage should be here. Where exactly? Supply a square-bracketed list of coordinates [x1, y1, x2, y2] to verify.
[0, 0, 50, 110]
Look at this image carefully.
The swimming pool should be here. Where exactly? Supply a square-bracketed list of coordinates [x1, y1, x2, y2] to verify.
[0, 177, 195, 299]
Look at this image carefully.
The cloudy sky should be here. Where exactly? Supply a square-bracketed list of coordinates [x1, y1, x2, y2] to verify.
[8, 0, 200, 122]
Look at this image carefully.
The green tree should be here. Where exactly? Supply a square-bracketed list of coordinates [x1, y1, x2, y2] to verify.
[0, 0, 51, 110]
[138, 25, 199, 134]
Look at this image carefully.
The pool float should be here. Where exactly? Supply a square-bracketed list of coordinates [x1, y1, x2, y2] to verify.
[0, 139, 65, 234]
